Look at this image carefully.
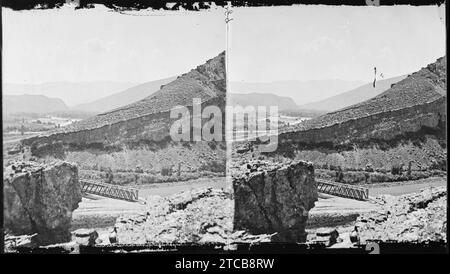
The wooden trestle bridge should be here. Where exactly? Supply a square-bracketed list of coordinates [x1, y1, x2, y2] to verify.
[81, 180, 139, 202]
[316, 179, 369, 201]
[80, 178, 368, 202]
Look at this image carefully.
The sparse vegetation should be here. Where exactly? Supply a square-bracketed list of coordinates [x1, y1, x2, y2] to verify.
[161, 165, 173, 176]
[315, 168, 446, 185]
[199, 159, 226, 173]
[391, 163, 403, 175]
[292, 137, 446, 174]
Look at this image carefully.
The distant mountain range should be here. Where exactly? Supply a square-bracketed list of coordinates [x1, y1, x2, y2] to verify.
[300, 75, 407, 112]
[229, 79, 365, 106]
[3, 94, 68, 114]
[73, 77, 176, 113]
[2, 73, 418, 118]
[3, 81, 138, 106]
[228, 92, 298, 111]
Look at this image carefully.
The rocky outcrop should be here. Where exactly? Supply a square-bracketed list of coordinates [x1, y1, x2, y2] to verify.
[279, 97, 446, 147]
[3, 161, 82, 245]
[114, 187, 273, 245]
[275, 57, 446, 148]
[355, 186, 447, 243]
[231, 160, 318, 242]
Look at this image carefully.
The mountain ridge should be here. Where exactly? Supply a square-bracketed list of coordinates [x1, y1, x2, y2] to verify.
[299, 75, 407, 112]
[72, 77, 176, 113]
[228, 92, 299, 111]
[3, 81, 138, 107]
[3, 94, 69, 114]
[229, 79, 365, 105]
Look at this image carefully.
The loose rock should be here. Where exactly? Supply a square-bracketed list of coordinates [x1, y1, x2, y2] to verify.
[114, 187, 273, 246]
[355, 186, 447, 243]
[73, 228, 99, 246]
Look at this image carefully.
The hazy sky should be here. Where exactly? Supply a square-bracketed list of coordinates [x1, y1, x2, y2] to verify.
[2, 4, 446, 87]
[229, 5, 446, 83]
[2, 5, 225, 85]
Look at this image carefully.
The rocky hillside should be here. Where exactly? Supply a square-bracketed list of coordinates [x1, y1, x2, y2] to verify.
[3, 94, 69, 114]
[278, 56, 446, 147]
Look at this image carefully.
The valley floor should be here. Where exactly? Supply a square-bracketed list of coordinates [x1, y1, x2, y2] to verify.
[71, 177, 227, 232]
[71, 176, 447, 241]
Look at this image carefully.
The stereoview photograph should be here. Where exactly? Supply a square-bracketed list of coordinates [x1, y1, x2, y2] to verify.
[1, 1, 447, 256]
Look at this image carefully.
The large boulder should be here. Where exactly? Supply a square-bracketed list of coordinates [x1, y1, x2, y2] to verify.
[231, 160, 318, 242]
[3, 161, 82, 245]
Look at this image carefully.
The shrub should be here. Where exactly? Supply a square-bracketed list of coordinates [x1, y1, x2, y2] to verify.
[364, 172, 370, 183]
[368, 172, 389, 184]
[315, 169, 335, 180]
[161, 165, 173, 176]
[391, 163, 403, 175]
[199, 160, 226, 173]
[182, 142, 191, 149]
[341, 171, 366, 184]
[365, 164, 374, 173]
[176, 163, 182, 177]
[113, 172, 136, 185]
[220, 142, 227, 150]
[105, 168, 114, 184]
[135, 165, 144, 173]
[335, 166, 344, 182]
